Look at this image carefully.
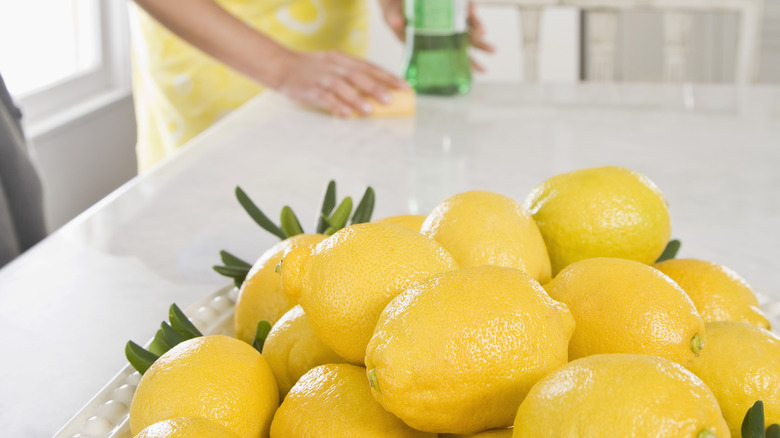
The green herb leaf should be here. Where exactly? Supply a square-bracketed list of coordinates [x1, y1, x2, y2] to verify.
[149, 329, 172, 356]
[125, 303, 203, 375]
[169, 303, 203, 340]
[212, 265, 250, 277]
[742, 400, 765, 438]
[317, 180, 337, 233]
[324, 197, 353, 235]
[319, 212, 333, 229]
[219, 250, 251, 269]
[767, 424, 780, 438]
[280, 206, 305, 237]
[351, 186, 375, 225]
[252, 320, 273, 353]
[213, 264, 250, 287]
[656, 239, 681, 263]
[235, 186, 287, 240]
[125, 341, 159, 375]
[160, 321, 186, 347]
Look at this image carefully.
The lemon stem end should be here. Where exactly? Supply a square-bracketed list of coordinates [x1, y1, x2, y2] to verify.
[696, 429, 716, 438]
[367, 368, 380, 392]
[691, 333, 704, 355]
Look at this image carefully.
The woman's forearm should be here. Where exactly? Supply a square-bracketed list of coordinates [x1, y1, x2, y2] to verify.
[134, 0, 408, 116]
[133, 0, 295, 88]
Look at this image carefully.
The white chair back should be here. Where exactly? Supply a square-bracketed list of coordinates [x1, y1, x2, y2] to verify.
[472, 0, 765, 83]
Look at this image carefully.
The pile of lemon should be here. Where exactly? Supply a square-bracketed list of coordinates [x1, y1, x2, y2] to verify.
[127, 166, 780, 438]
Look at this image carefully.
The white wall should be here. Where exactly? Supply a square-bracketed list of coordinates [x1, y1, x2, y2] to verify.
[28, 94, 137, 230]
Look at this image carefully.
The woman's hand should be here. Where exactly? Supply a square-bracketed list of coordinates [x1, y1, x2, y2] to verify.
[377, 0, 495, 71]
[377, 0, 405, 41]
[274, 50, 409, 118]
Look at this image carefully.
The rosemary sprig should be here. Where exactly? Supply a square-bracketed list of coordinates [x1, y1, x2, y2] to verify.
[280, 206, 305, 238]
[215, 181, 376, 285]
[351, 187, 375, 225]
[213, 250, 251, 288]
[125, 303, 203, 374]
[741, 400, 780, 438]
[323, 197, 353, 235]
[218, 250, 251, 269]
[235, 186, 287, 240]
[316, 180, 337, 234]
[656, 239, 681, 263]
[125, 341, 159, 375]
[252, 320, 272, 353]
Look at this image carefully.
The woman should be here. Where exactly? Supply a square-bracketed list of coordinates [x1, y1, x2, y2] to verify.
[130, 0, 491, 171]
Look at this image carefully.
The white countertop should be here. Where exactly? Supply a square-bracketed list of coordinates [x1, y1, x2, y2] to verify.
[1, 83, 779, 437]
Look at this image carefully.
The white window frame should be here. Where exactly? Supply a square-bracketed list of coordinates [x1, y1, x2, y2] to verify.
[17, 0, 132, 137]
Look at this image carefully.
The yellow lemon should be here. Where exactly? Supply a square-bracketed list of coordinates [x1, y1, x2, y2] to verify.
[512, 354, 730, 437]
[440, 430, 513, 438]
[281, 222, 457, 364]
[471, 432, 512, 438]
[133, 417, 239, 438]
[375, 214, 427, 232]
[544, 257, 705, 368]
[129, 335, 278, 438]
[524, 166, 671, 276]
[365, 265, 575, 434]
[654, 258, 770, 329]
[234, 234, 325, 344]
[269, 363, 434, 438]
[421, 190, 551, 284]
[261, 305, 346, 399]
[688, 321, 780, 436]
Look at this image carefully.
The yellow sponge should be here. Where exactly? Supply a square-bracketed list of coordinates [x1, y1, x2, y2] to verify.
[365, 87, 416, 117]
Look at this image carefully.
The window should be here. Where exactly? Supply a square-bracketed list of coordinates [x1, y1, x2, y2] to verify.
[0, 1, 100, 96]
[0, 0, 131, 128]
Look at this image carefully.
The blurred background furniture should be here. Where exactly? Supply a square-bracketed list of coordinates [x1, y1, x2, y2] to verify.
[472, 0, 766, 83]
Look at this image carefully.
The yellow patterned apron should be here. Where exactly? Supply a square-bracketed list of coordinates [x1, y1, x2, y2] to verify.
[130, 0, 369, 172]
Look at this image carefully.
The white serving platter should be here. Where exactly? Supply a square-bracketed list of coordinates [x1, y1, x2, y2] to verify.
[53, 285, 239, 438]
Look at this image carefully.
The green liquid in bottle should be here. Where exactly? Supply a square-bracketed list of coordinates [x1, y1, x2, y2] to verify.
[403, 0, 471, 96]
[404, 32, 471, 95]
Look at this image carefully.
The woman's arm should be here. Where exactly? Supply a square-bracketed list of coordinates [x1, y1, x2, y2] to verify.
[134, 0, 406, 116]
